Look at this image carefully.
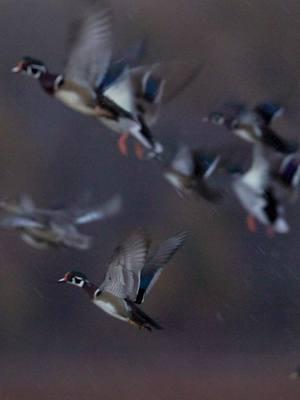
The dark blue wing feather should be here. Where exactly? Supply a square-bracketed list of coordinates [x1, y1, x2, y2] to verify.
[255, 102, 283, 125]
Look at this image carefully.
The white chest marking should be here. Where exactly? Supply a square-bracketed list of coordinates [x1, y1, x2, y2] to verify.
[93, 298, 128, 322]
[234, 129, 256, 142]
[55, 90, 95, 116]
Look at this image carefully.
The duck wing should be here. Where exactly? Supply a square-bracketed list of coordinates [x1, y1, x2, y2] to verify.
[64, 2, 113, 92]
[100, 231, 150, 301]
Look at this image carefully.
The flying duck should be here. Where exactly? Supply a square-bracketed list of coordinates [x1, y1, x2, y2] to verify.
[12, 2, 163, 156]
[232, 144, 289, 234]
[205, 102, 298, 155]
[162, 144, 222, 201]
[58, 230, 187, 330]
[0, 193, 121, 249]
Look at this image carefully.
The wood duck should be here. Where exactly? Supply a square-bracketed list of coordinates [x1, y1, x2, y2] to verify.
[205, 102, 298, 155]
[0, 194, 121, 250]
[58, 230, 187, 330]
[232, 144, 289, 234]
[12, 4, 163, 157]
[162, 144, 222, 201]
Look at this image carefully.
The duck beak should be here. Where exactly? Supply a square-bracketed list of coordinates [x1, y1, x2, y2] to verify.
[11, 62, 23, 73]
[58, 277, 66, 283]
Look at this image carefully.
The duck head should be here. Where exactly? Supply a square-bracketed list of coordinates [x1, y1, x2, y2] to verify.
[204, 112, 226, 126]
[58, 271, 88, 288]
[12, 56, 47, 79]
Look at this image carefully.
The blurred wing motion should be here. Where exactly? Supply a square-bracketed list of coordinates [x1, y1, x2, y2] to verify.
[135, 231, 187, 304]
[64, 2, 113, 90]
[131, 61, 202, 103]
[130, 61, 202, 125]
[75, 194, 122, 224]
[0, 194, 36, 215]
[0, 215, 43, 229]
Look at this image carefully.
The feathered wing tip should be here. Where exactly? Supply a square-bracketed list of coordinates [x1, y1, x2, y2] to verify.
[129, 301, 162, 331]
[113, 38, 147, 69]
[75, 194, 122, 225]
[135, 231, 187, 304]
[255, 102, 284, 125]
[147, 61, 204, 104]
[152, 231, 188, 266]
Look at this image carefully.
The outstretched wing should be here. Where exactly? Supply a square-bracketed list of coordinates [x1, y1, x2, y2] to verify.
[64, 2, 113, 91]
[0, 215, 44, 229]
[74, 194, 122, 225]
[135, 231, 187, 304]
[130, 61, 202, 104]
[101, 231, 150, 300]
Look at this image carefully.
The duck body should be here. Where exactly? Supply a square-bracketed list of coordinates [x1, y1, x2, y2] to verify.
[232, 144, 289, 233]
[93, 291, 131, 322]
[163, 145, 221, 201]
[54, 79, 97, 116]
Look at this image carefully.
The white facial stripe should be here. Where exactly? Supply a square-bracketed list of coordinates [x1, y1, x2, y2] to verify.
[27, 64, 46, 79]
[72, 277, 85, 287]
[54, 75, 64, 90]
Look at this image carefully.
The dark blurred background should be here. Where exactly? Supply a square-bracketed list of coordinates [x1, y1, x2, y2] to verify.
[1, 0, 300, 398]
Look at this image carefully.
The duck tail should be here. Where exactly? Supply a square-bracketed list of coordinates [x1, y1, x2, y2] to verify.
[128, 301, 162, 331]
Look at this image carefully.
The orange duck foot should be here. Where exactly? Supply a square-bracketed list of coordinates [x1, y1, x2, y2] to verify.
[246, 214, 257, 233]
[118, 133, 130, 156]
[134, 142, 145, 160]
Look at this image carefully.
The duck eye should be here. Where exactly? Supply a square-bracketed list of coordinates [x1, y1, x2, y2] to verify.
[30, 67, 39, 75]
[29, 65, 43, 77]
